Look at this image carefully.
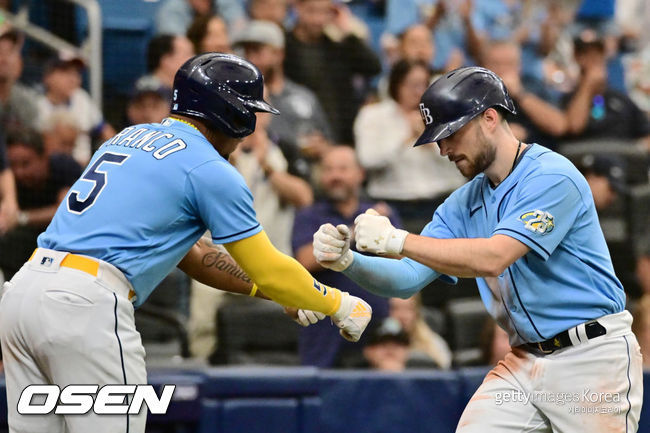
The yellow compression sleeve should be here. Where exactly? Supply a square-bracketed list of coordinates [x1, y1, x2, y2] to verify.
[225, 231, 342, 315]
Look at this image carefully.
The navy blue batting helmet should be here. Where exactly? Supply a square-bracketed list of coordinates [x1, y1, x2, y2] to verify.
[170, 53, 279, 138]
[414, 67, 516, 146]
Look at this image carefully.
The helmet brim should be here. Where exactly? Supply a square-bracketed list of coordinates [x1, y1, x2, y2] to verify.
[413, 113, 477, 147]
[245, 99, 280, 115]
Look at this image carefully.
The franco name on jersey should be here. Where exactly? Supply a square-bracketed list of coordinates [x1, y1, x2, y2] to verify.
[102, 124, 188, 160]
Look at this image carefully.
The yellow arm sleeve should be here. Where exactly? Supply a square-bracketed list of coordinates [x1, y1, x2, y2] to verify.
[224, 231, 342, 315]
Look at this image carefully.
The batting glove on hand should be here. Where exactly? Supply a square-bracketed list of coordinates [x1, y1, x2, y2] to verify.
[331, 292, 372, 342]
[313, 223, 354, 272]
[284, 306, 326, 326]
[354, 209, 409, 255]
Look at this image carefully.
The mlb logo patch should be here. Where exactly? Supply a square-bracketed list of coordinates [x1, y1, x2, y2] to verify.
[40, 256, 54, 267]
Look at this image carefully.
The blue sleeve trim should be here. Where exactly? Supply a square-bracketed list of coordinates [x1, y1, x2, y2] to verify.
[493, 227, 551, 260]
[212, 223, 261, 242]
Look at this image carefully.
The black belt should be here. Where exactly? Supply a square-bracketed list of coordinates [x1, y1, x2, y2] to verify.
[526, 321, 607, 354]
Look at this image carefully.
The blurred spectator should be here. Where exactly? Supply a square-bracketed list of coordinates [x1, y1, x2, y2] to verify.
[126, 89, 171, 125]
[481, 40, 566, 150]
[135, 34, 195, 102]
[284, 0, 382, 144]
[479, 318, 511, 366]
[617, 0, 650, 53]
[292, 146, 398, 367]
[248, 0, 290, 28]
[37, 52, 115, 165]
[0, 129, 81, 279]
[354, 59, 464, 232]
[362, 317, 410, 372]
[563, 28, 650, 143]
[186, 14, 231, 54]
[231, 110, 313, 254]
[0, 30, 40, 132]
[233, 20, 333, 183]
[0, 137, 18, 237]
[617, 0, 650, 115]
[389, 295, 451, 369]
[631, 294, 650, 369]
[577, 153, 642, 299]
[384, 0, 483, 71]
[41, 109, 80, 157]
[399, 24, 435, 66]
[155, 0, 246, 35]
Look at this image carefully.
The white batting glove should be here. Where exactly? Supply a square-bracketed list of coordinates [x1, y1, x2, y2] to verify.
[313, 223, 354, 272]
[294, 309, 326, 327]
[354, 209, 409, 255]
[331, 292, 372, 342]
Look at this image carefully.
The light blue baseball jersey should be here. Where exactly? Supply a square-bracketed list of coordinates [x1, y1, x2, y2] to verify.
[423, 144, 625, 346]
[38, 118, 262, 307]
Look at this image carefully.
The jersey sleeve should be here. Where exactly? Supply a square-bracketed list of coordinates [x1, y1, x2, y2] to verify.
[493, 174, 585, 261]
[186, 160, 262, 244]
[414, 199, 459, 284]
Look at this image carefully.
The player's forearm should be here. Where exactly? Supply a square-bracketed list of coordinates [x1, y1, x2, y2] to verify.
[342, 253, 437, 298]
[225, 231, 342, 314]
[401, 234, 514, 278]
[178, 239, 269, 299]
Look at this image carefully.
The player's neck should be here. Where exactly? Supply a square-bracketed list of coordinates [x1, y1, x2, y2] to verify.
[485, 135, 525, 187]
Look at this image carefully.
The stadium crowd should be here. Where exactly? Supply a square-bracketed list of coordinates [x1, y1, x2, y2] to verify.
[0, 0, 649, 372]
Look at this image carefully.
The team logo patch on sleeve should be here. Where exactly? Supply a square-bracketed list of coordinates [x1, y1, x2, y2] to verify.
[520, 210, 555, 235]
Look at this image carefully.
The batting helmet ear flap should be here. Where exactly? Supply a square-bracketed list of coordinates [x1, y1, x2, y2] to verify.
[414, 67, 516, 146]
[170, 53, 280, 138]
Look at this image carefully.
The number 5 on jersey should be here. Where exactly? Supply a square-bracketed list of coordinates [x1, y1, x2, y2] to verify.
[67, 152, 130, 214]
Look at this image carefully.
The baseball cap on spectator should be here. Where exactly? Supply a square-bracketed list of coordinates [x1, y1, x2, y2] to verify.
[231, 20, 285, 49]
[578, 153, 627, 193]
[44, 50, 85, 75]
[572, 26, 607, 53]
[366, 317, 410, 347]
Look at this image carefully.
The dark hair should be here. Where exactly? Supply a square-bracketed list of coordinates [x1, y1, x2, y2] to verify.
[6, 129, 44, 155]
[388, 59, 431, 102]
[146, 34, 176, 72]
[186, 15, 214, 54]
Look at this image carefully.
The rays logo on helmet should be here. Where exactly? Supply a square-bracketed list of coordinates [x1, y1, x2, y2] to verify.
[419, 103, 433, 125]
[520, 210, 554, 235]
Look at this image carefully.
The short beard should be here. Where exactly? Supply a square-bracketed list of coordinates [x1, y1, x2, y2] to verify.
[463, 127, 496, 179]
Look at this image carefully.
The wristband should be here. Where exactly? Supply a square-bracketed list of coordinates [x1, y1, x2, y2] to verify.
[249, 284, 259, 297]
[386, 229, 409, 255]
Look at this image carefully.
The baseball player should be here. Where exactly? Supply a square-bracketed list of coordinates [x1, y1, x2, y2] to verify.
[311, 67, 643, 432]
[0, 53, 372, 433]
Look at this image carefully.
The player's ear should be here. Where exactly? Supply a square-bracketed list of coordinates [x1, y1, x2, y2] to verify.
[481, 108, 500, 132]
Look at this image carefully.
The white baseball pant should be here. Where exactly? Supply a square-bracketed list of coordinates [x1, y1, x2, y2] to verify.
[457, 310, 643, 433]
[0, 248, 147, 433]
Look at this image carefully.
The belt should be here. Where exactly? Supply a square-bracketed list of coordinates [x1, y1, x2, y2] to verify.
[527, 321, 607, 354]
[29, 249, 136, 302]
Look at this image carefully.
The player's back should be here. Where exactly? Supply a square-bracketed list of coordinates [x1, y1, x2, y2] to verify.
[38, 118, 239, 304]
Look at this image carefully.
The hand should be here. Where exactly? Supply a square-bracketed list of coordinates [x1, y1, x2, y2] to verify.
[459, 0, 473, 22]
[284, 306, 326, 327]
[313, 223, 354, 271]
[354, 209, 409, 255]
[331, 292, 372, 342]
[500, 71, 523, 100]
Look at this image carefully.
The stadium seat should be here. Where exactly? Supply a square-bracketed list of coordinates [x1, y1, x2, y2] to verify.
[210, 296, 300, 366]
[445, 298, 490, 367]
